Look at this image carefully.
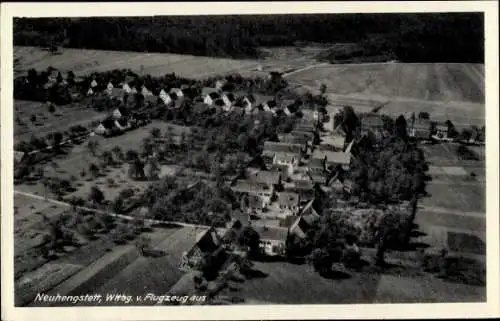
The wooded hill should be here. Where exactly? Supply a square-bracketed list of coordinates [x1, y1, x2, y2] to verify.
[14, 13, 483, 63]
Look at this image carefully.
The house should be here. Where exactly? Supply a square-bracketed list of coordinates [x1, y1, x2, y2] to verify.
[262, 99, 278, 113]
[234, 93, 256, 114]
[263, 141, 305, 155]
[407, 118, 432, 140]
[204, 92, 221, 106]
[215, 79, 226, 91]
[253, 225, 288, 257]
[180, 227, 223, 271]
[312, 150, 351, 171]
[14, 151, 25, 166]
[90, 79, 98, 88]
[141, 86, 153, 96]
[360, 113, 384, 133]
[284, 179, 315, 205]
[130, 86, 138, 95]
[221, 92, 237, 112]
[272, 152, 300, 177]
[114, 117, 131, 131]
[112, 106, 129, 119]
[108, 88, 125, 101]
[245, 169, 283, 190]
[319, 134, 346, 152]
[94, 118, 117, 136]
[289, 200, 320, 238]
[301, 109, 320, 123]
[277, 192, 301, 216]
[231, 180, 274, 207]
[278, 133, 308, 145]
[284, 103, 299, 116]
[86, 88, 95, 96]
[170, 88, 184, 98]
[122, 83, 132, 94]
[433, 122, 450, 140]
[106, 82, 114, 92]
[160, 92, 176, 106]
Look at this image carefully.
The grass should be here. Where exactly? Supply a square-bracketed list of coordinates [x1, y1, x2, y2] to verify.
[421, 183, 485, 213]
[14, 100, 104, 143]
[234, 260, 380, 304]
[373, 274, 485, 303]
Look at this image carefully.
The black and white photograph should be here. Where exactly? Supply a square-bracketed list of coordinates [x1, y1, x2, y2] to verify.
[1, 1, 499, 320]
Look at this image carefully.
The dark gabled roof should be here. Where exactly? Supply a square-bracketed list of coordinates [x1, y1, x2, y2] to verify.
[196, 228, 221, 253]
[266, 100, 278, 108]
[264, 141, 302, 154]
[101, 118, 116, 129]
[224, 93, 236, 102]
[231, 180, 272, 194]
[116, 118, 129, 127]
[208, 92, 220, 99]
[214, 98, 225, 106]
[116, 106, 129, 116]
[277, 192, 300, 207]
[246, 169, 281, 185]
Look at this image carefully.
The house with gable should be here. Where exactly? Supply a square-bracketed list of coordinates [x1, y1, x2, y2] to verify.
[253, 225, 288, 257]
[112, 106, 129, 119]
[105, 81, 114, 94]
[311, 150, 351, 171]
[244, 168, 283, 191]
[231, 180, 275, 209]
[407, 118, 432, 141]
[141, 85, 153, 96]
[94, 117, 118, 136]
[86, 87, 95, 96]
[180, 227, 223, 272]
[122, 83, 132, 94]
[289, 200, 320, 239]
[221, 92, 237, 112]
[432, 122, 450, 141]
[90, 79, 98, 88]
[203, 89, 221, 106]
[276, 191, 301, 217]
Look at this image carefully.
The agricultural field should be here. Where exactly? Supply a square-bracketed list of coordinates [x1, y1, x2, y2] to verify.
[287, 63, 484, 103]
[14, 46, 323, 80]
[14, 100, 104, 143]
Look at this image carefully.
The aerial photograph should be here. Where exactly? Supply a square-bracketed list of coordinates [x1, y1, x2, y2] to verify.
[12, 13, 486, 306]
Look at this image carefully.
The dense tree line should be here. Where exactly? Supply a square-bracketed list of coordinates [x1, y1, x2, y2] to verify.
[14, 13, 483, 63]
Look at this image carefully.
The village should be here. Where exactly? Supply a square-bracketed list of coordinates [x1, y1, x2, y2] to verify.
[12, 57, 486, 305]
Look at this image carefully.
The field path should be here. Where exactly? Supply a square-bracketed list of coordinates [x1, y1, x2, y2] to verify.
[14, 190, 225, 231]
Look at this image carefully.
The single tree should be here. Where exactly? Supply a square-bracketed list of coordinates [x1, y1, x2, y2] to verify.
[88, 185, 105, 205]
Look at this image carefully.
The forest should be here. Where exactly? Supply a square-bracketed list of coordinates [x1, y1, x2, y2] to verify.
[14, 13, 483, 63]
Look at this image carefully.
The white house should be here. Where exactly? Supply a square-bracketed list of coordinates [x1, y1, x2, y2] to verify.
[215, 79, 226, 91]
[90, 79, 98, 88]
[130, 87, 138, 94]
[141, 86, 153, 96]
[159, 89, 168, 98]
[221, 93, 236, 112]
[87, 88, 94, 96]
[253, 226, 288, 257]
[112, 106, 128, 120]
[204, 92, 220, 106]
[106, 82, 114, 92]
[122, 83, 132, 94]
[160, 94, 174, 106]
[170, 88, 184, 98]
[273, 152, 299, 177]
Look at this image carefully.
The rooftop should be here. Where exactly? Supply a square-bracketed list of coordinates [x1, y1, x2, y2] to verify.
[264, 141, 303, 154]
[312, 150, 351, 165]
[253, 226, 289, 241]
[231, 180, 272, 194]
[277, 192, 300, 207]
[246, 169, 282, 185]
[361, 114, 384, 128]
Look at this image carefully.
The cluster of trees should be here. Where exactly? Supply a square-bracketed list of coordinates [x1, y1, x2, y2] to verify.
[142, 178, 237, 227]
[14, 14, 483, 63]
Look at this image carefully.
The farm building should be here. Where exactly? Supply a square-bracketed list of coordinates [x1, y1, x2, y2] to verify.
[112, 106, 129, 119]
[141, 86, 153, 96]
[360, 113, 384, 133]
[122, 82, 132, 94]
[180, 227, 223, 272]
[108, 88, 125, 101]
[253, 225, 288, 257]
[94, 118, 118, 136]
[90, 79, 98, 88]
[86, 88, 95, 96]
[319, 134, 346, 152]
[263, 141, 306, 155]
[231, 180, 274, 207]
[433, 122, 450, 140]
[233, 94, 256, 114]
[407, 118, 432, 140]
[170, 87, 185, 98]
[221, 92, 237, 112]
[311, 150, 351, 170]
[276, 192, 301, 216]
[278, 133, 309, 145]
[203, 92, 221, 106]
[244, 169, 283, 190]
[289, 200, 320, 239]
